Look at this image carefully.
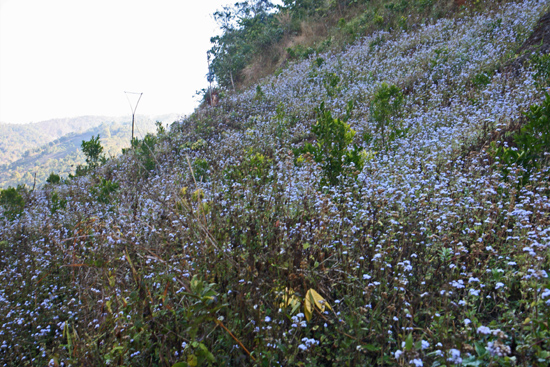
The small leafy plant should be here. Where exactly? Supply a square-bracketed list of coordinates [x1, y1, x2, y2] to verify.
[192, 158, 210, 182]
[223, 148, 273, 185]
[46, 172, 61, 185]
[369, 82, 405, 149]
[0, 186, 25, 220]
[130, 133, 158, 174]
[91, 178, 120, 205]
[323, 72, 342, 97]
[49, 191, 67, 214]
[297, 101, 364, 186]
[491, 92, 550, 185]
[472, 71, 492, 88]
[531, 53, 550, 89]
[75, 135, 106, 176]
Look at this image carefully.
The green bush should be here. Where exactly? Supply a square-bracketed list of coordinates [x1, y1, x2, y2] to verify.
[272, 102, 299, 142]
[491, 92, 550, 185]
[91, 178, 120, 205]
[192, 158, 210, 182]
[81, 134, 105, 169]
[224, 149, 273, 185]
[296, 101, 364, 186]
[130, 134, 158, 174]
[46, 172, 61, 185]
[254, 85, 265, 101]
[323, 72, 342, 97]
[0, 186, 25, 220]
[472, 71, 492, 88]
[417, 0, 435, 11]
[531, 53, 550, 89]
[287, 44, 316, 60]
[369, 82, 405, 149]
[50, 192, 67, 214]
[74, 135, 106, 177]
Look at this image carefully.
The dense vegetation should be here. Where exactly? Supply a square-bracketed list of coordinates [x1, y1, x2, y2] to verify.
[0, 115, 176, 189]
[207, 0, 513, 90]
[1, 0, 550, 366]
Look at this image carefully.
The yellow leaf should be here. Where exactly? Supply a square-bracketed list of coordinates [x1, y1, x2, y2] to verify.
[280, 287, 301, 309]
[310, 289, 332, 311]
[305, 289, 332, 321]
[304, 302, 313, 321]
[191, 189, 205, 202]
[187, 354, 198, 367]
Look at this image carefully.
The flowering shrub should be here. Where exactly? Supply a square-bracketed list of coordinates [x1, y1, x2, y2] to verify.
[1, 1, 550, 366]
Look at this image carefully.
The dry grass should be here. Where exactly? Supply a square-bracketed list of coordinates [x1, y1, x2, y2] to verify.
[242, 20, 330, 87]
[237, 0, 480, 89]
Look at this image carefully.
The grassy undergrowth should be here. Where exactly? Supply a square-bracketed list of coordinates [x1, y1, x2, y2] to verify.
[1, 0, 550, 366]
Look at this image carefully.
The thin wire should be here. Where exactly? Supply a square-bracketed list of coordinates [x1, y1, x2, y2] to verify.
[124, 91, 143, 115]
[135, 119, 145, 139]
[125, 93, 134, 113]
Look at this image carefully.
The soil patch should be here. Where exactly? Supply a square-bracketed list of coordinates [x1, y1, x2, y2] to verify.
[509, 10, 550, 68]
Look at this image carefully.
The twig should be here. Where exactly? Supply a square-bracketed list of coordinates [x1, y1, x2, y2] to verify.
[59, 235, 93, 243]
[215, 319, 256, 362]
[31, 172, 37, 192]
[185, 154, 197, 186]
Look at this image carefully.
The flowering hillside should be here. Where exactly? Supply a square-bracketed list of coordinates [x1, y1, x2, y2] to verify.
[1, 1, 550, 366]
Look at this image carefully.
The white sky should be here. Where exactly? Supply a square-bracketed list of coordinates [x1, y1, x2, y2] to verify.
[0, 0, 237, 124]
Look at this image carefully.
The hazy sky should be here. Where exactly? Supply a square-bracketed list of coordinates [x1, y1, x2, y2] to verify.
[0, 0, 238, 124]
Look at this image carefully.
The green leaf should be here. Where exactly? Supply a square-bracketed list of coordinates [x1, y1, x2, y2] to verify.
[171, 363, 188, 367]
[474, 341, 486, 357]
[405, 333, 413, 351]
[364, 343, 380, 352]
[206, 351, 216, 363]
[462, 357, 484, 366]
[191, 276, 200, 292]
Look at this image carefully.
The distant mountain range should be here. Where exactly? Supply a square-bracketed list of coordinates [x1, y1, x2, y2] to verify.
[0, 114, 180, 188]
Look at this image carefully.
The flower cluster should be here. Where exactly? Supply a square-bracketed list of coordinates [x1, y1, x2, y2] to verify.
[0, 0, 549, 365]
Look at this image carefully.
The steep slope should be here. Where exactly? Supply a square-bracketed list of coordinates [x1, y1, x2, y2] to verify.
[1, 1, 549, 366]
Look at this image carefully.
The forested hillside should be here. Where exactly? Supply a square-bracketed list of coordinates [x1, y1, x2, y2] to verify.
[1, 0, 550, 366]
[0, 115, 178, 188]
[0, 116, 118, 164]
